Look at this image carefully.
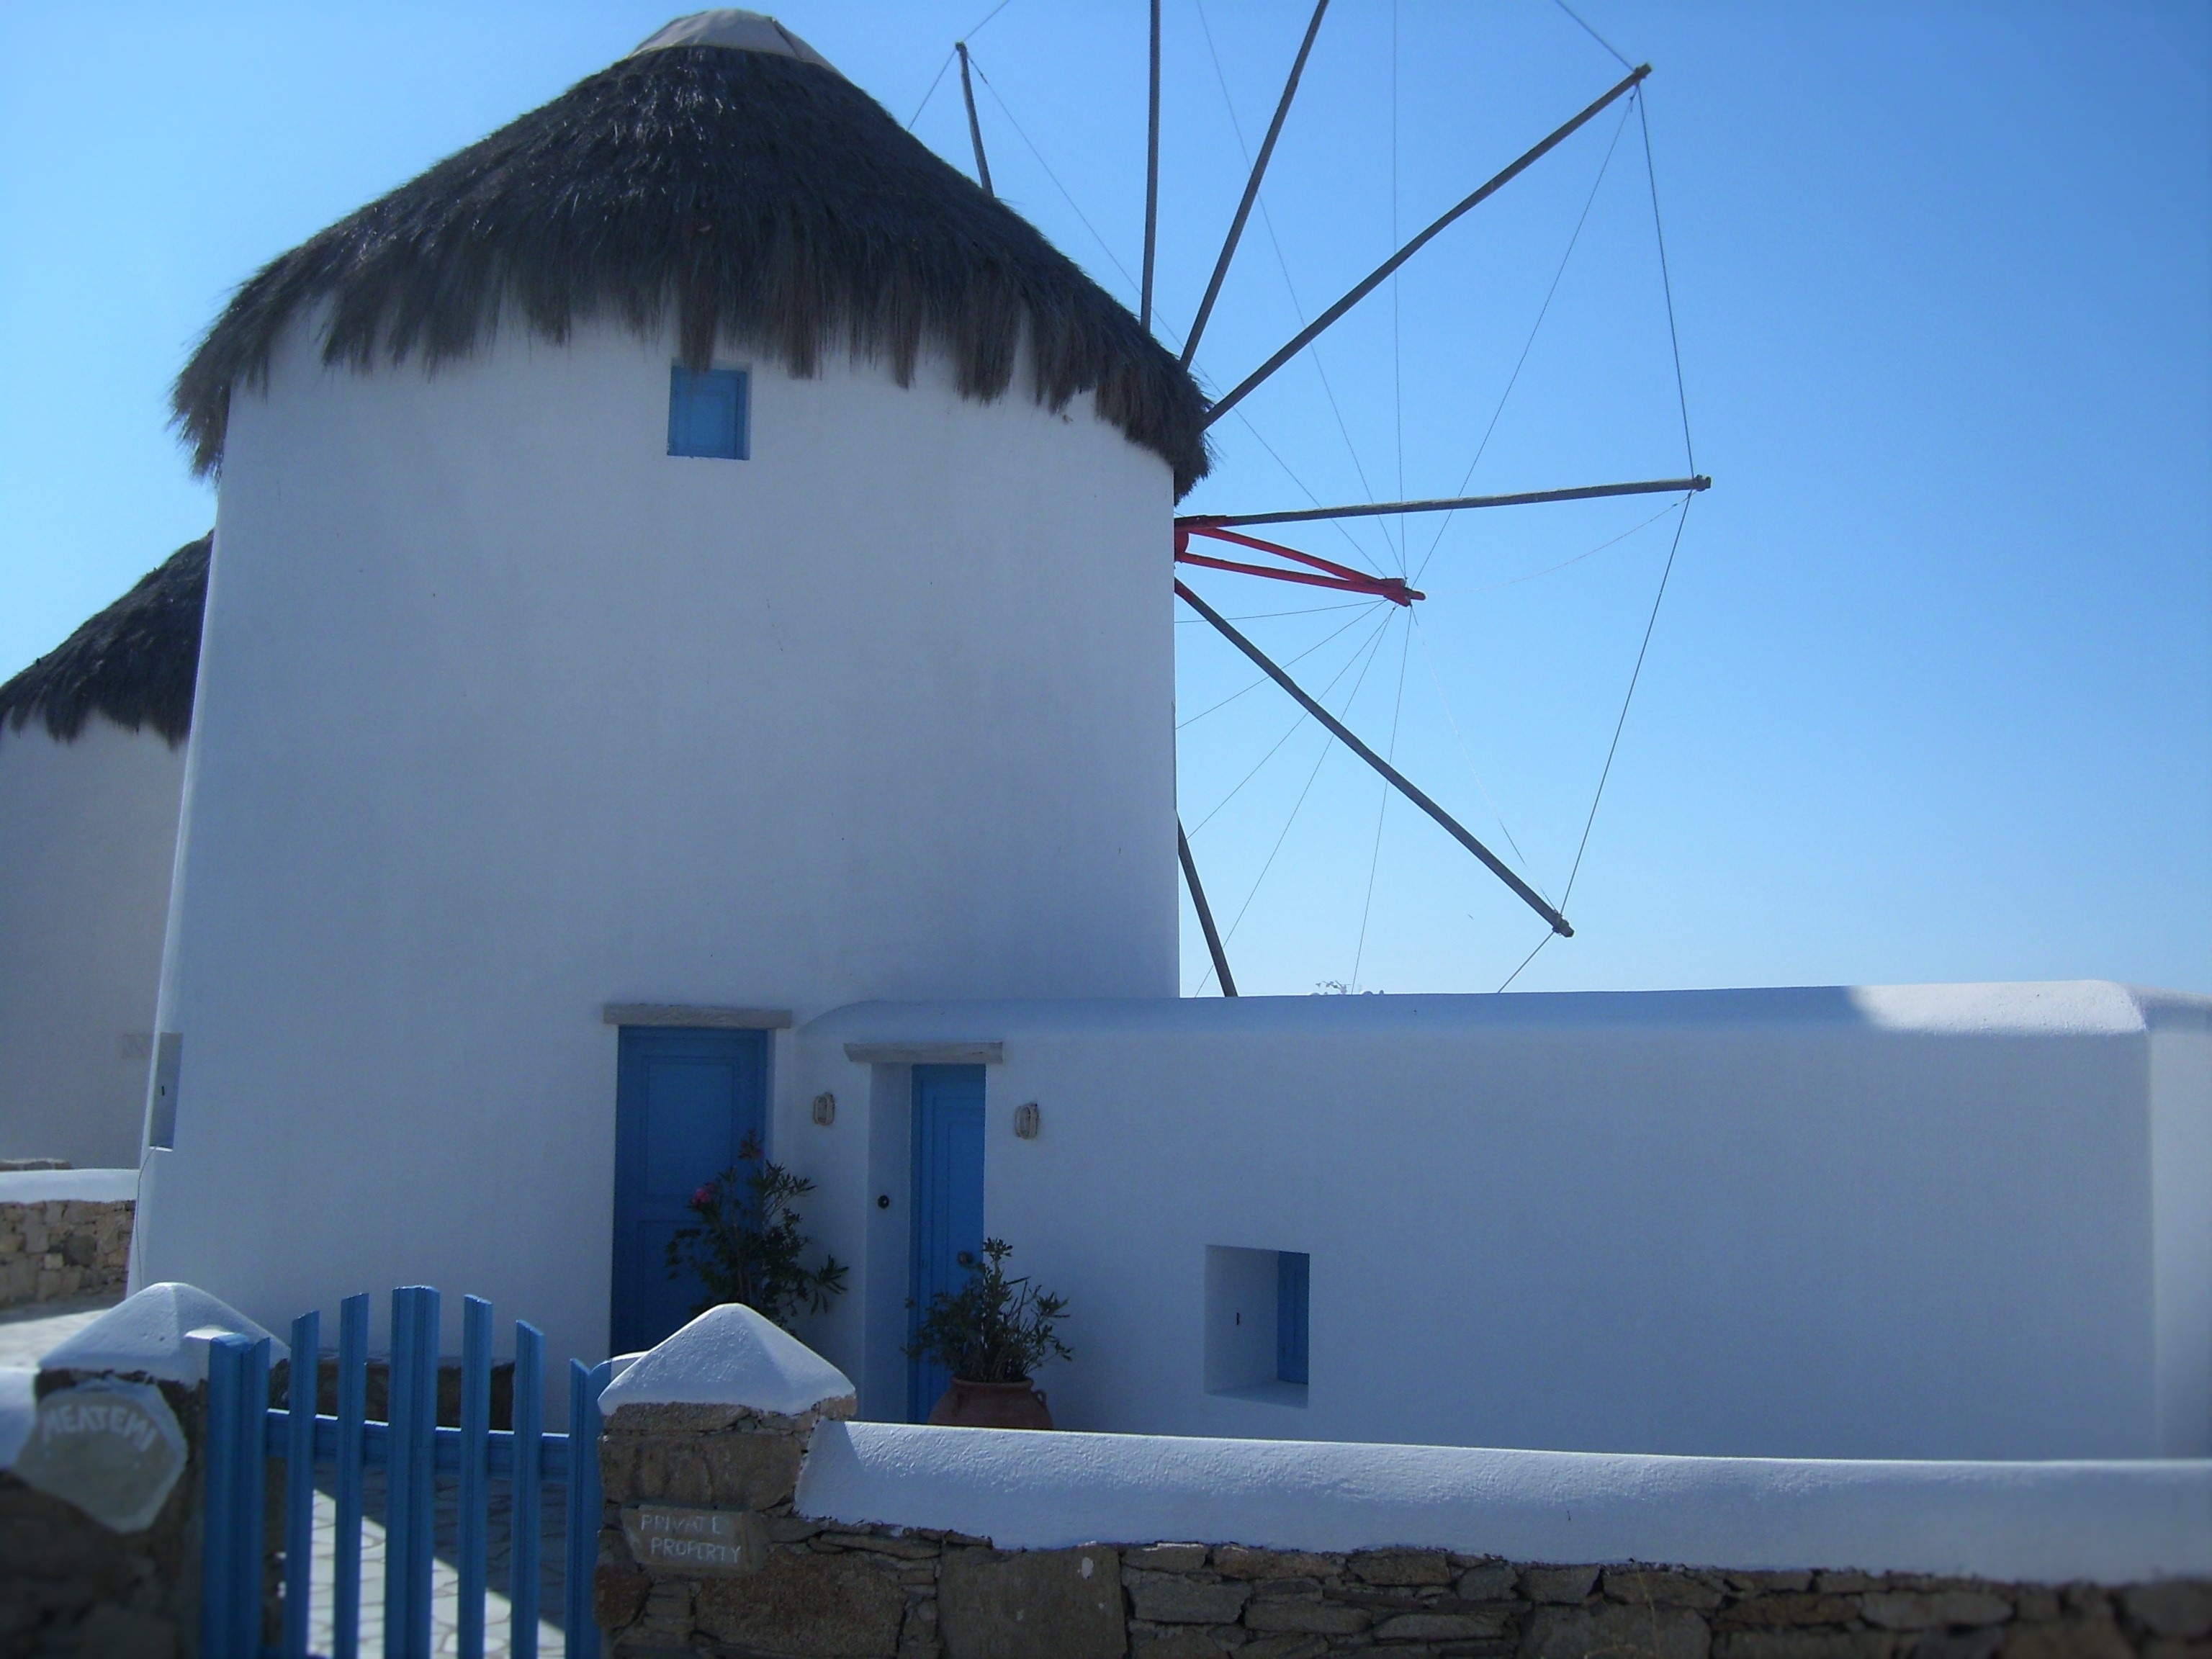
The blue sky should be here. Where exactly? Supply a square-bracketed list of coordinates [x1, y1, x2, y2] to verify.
[1, 1, 2205, 997]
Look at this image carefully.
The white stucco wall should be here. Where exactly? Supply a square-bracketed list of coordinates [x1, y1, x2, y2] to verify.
[789, 981, 2212, 1462]
[0, 719, 183, 1168]
[132, 315, 1177, 1373]
[798, 1424, 2212, 1584]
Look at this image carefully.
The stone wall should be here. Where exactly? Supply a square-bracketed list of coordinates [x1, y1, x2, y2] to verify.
[0, 1198, 132, 1307]
[1, 1283, 288, 1659]
[592, 1406, 2212, 1659]
[0, 1371, 204, 1659]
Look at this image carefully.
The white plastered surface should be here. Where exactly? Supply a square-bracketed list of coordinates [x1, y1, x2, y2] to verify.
[598, 1303, 854, 1418]
[39, 1281, 285, 1383]
[797, 1421, 2212, 1586]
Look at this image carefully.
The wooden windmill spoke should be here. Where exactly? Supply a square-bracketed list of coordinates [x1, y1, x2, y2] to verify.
[1180, 0, 1332, 369]
[1176, 580, 1573, 938]
[1201, 63, 1651, 428]
[1142, 0, 1162, 329]
[957, 42, 994, 196]
[1178, 822, 1239, 996]
[1179, 474, 1709, 531]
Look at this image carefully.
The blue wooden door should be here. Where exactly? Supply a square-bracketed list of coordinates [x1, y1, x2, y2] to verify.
[908, 1064, 986, 1420]
[611, 1027, 767, 1354]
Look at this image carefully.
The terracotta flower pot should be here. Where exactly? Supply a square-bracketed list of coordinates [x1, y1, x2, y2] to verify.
[927, 1377, 1053, 1429]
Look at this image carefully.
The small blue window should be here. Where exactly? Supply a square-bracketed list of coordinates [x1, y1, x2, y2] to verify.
[668, 365, 749, 459]
[1276, 1251, 1310, 1385]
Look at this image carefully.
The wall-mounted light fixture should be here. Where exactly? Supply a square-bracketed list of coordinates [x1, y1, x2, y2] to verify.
[811, 1092, 836, 1126]
[1013, 1102, 1040, 1140]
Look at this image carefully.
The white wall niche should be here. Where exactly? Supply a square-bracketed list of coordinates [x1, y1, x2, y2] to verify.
[1205, 1244, 1308, 1408]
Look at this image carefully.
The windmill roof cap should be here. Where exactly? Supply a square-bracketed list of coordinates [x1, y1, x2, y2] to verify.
[172, 22, 1210, 493]
[629, 11, 840, 75]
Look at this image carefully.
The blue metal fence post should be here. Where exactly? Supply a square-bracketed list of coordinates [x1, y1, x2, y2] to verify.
[237, 1335, 272, 1655]
[204, 1332, 272, 1659]
[409, 1290, 439, 1654]
[458, 1296, 493, 1659]
[284, 1310, 320, 1657]
[563, 1359, 613, 1659]
[333, 1293, 369, 1659]
[384, 1290, 417, 1659]
[202, 1334, 245, 1658]
[511, 1323, 544, 1659]
[385, 1287, 440, 1659]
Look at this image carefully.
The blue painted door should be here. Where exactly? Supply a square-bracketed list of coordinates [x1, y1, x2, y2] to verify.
[908, 1064, 986, 1420]
[611, 1027, 767, 1354]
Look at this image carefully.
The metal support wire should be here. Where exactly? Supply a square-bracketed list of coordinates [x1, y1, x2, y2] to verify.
[1499, 81, 1700, 993]
[1415, 97, 1635, 585]
[1349, 614, 1415, 988]
[968, 53, 1147, 299]
[1640, 89, 1696, 472]
[1498, 498, 1693, 991]
[1202, 606, 1403, 987]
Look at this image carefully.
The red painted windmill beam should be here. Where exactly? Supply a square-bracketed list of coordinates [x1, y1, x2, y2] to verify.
[1174, 525, 1423, 606]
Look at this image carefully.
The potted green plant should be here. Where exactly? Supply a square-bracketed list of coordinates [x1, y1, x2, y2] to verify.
[907, 1237, 1071, 1429]
[666, 1133, 847, 1331]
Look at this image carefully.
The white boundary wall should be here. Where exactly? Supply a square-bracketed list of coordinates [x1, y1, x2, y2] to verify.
[797, 1421, 2212, 1586]
[790, 982, 2212, 1462]
[133, 316, 1177, 1373]
[0, 1169, 137, 1205]
[0, 719, 182, 1168]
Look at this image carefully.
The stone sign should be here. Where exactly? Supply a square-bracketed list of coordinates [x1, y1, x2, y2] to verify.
[621, 1503, 768, 1576]
[12, 1378, 186, 1533]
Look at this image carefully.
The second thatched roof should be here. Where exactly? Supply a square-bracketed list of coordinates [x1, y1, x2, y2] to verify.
[0, 535, 210, 747]
[174, 13, 1211, 493]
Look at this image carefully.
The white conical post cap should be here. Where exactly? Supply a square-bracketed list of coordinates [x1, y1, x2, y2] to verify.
[597, 1303, 855, 1419]
[39, 1282, 289, 1385]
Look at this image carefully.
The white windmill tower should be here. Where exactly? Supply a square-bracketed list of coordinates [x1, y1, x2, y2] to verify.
[0, 537, 204, 1171]
[135, 11, 1210, 1365]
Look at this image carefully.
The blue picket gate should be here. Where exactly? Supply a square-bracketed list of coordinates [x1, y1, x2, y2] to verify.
[201, 1286, 614, 1659]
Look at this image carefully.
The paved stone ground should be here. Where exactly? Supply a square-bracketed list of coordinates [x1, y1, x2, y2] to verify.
[2, 1296, 573, 1657]
[308, 1474, 569, 1658]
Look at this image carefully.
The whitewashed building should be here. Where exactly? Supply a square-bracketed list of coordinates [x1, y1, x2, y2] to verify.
[0, 539, 203, 1169]
[116, 11, 2212, 1465]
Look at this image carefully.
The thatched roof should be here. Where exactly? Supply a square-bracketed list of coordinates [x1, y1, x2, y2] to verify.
[0, 535, 210, 747]
[174, 11, 1210, 493]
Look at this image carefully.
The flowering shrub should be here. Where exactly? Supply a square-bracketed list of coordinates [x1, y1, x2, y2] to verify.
[907, 1238, 1071, 1384]
[665, 1133, 847, 1330]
